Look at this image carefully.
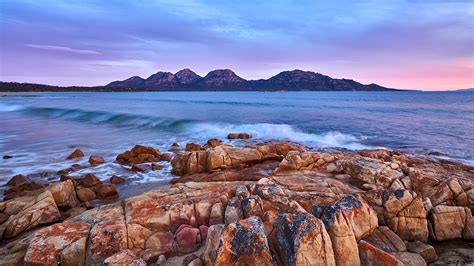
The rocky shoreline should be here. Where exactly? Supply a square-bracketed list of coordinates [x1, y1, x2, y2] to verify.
[0, 137, 473, 265]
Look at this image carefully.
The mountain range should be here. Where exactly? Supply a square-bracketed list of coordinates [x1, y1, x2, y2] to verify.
[105, 69, 395, 91]
[0, 69, 397, 92]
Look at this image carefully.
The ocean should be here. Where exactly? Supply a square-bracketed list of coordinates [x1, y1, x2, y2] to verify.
[1, 91, 473, 195]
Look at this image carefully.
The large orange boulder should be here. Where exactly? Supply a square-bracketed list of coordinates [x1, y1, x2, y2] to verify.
[212, 216, 274, 265]
[340, 157, 404, 188]
[171, 143, 304, 176]
[364, 189, 429, 243]
[406, 241, 438, 264]
[271, 213, 335, 265]
[103, 249, 146, 265]
[127, 223, 152, 252]
[3, 190, 61, 238]
[221, 146, 262, 168]
[358, 240, 403, 266]
[205, 146, 232, 172]
[363, 226, 406, 253]
[313, 194, 378, 266]
[86, 203, 128, 264]
[382, 190, 428, 242]
[256, 142, 305, 158]
[47, 180, 78, 209]
[116, 145, 161, 164]
[430, 205, 471, 241]
[169, 200, 196, 229]
[24, 223, 90, 265]
[125, 196, 173, 231]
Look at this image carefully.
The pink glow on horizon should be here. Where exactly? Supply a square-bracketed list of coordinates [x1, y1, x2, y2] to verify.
[342, 57, 474, 91]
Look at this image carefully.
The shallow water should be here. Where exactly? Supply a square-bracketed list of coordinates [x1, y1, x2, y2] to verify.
[1, 91, 473, 188]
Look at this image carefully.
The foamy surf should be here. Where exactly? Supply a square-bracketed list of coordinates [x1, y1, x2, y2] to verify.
[0, 102, 23, 112]
[0, 102, 375, 150]
[184, 122, 374, 150]
[2, 104, 375, 150]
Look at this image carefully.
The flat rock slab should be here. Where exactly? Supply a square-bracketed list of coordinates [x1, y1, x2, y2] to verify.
[24, 223, 90, 265]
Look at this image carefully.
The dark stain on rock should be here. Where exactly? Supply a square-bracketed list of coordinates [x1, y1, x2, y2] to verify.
[230, 217, 267, 261]
[383, 189, 406, 202]
[312, 194, 362, 227]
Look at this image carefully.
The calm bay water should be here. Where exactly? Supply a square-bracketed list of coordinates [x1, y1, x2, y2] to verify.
[1, 91, 473, 188]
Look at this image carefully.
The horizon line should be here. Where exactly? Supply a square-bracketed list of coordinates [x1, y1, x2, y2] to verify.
[1, 68, 472, 91]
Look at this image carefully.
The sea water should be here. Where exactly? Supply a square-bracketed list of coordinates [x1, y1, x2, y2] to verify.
[1, 91, 473, 192]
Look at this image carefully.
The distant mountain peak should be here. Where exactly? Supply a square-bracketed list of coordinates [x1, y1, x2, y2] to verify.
[107, 75, 145, 88]
[205, 69, 240, 78]
[175, 68, 196, 74]
[175, 69, 201, 84]
[125, 76, 144, 81]
[147, 71, 174, 78]
[199, 69, 246, 88]
[287, 69, 308, 73]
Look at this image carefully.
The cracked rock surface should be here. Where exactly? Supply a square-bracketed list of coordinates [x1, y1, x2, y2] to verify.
[1, 142, 473, 265]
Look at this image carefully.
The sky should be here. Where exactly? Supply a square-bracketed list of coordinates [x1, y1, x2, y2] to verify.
[0, 0, 473, 90]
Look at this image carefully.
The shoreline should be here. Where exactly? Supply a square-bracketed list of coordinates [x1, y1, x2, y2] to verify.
[1, 137, 473, 264]
[9, 89, 467, 93]
[0, 94, 38, 97]
[0, 89, 408, 93]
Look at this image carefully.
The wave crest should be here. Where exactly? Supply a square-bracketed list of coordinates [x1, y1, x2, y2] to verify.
[185, 123, 371, 150]
[0, 103, 23, 112]
[4, 104, 372, 150]
[16, 106, 196, 130]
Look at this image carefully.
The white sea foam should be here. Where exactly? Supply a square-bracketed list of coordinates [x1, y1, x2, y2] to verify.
[184, 122, 373, 150]
[428, 155, 474, 167]
[0, 102, 23, 112]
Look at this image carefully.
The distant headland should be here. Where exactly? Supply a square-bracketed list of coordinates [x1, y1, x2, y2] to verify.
[0, 69, 398, 92]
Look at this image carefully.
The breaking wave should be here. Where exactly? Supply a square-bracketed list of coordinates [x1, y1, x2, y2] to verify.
[13, 105, 196, 130]
[183, 123, 372, 150]
[0, 102, 23, 112]
[1, 104, 373, 150]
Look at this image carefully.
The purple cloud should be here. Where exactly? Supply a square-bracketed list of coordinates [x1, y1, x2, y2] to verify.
[26, 44, 101, 55]
[0, 0, 472, 90]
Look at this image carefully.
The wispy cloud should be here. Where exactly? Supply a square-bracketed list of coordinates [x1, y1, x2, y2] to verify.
[87, 59, 154, 68]
[26, 44, 101, 55]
